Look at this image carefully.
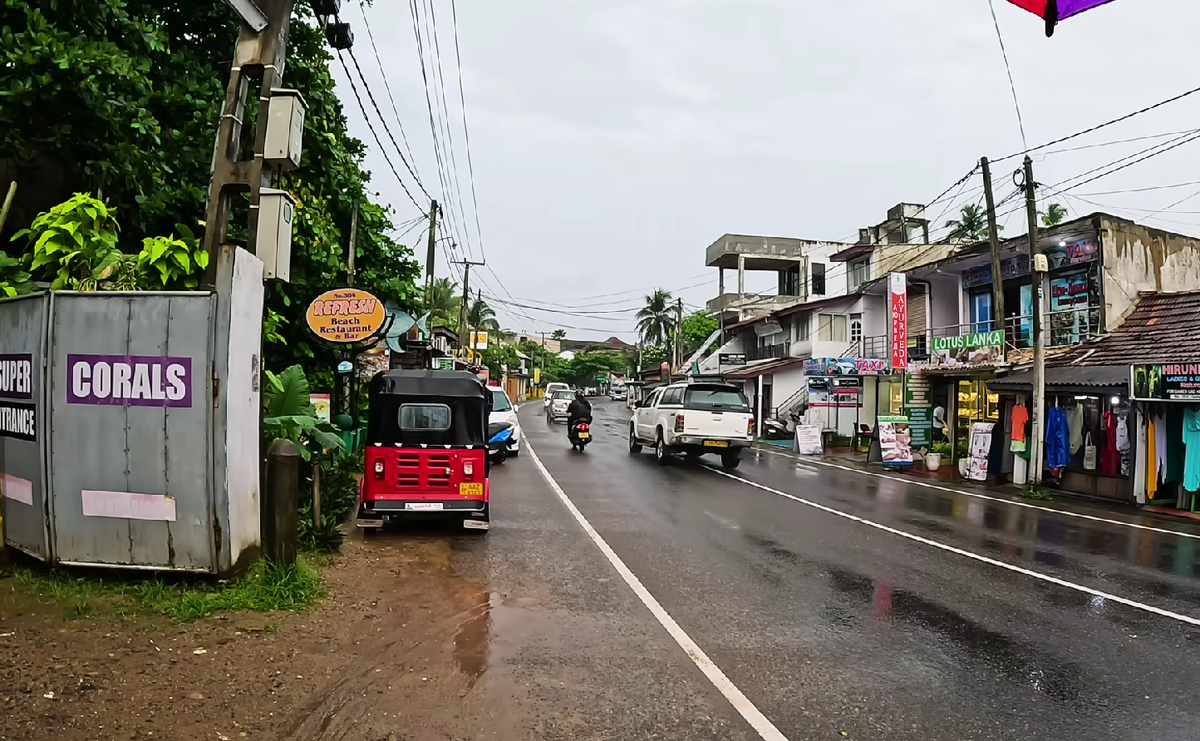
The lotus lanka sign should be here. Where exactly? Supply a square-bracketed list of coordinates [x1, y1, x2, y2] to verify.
[930, 330, 1005, 367]
[68, 355, 192, 407]
[306, 288, 386, 343]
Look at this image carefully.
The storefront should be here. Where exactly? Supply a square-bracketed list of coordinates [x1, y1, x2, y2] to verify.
[802, 357, 896, 442]
[1131, 362, 1200, 512]
[909, 329, 1006, 465]
[988, 365, 1131, 500]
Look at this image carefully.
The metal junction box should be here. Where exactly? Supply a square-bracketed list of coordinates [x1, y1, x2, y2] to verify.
[264, 88, 306, 171]
[256, 189, 295, 282]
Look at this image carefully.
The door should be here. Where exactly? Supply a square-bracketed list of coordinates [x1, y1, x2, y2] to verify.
[637, 389, 661, 439]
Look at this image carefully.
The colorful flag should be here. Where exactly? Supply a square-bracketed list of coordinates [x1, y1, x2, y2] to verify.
[1005, 0, 1119, 36]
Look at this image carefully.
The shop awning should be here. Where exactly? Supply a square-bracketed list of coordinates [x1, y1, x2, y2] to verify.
[988, 364, 1128, 391]
[723, 357, 806, 380]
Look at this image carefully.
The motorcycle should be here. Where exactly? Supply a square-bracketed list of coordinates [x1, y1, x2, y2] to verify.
[488, 421, 515, 464]
[761, 418, 791, 440]
[568, 417, 593, 452]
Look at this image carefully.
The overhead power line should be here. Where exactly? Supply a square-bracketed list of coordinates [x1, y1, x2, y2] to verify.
[356, 2, 422, 178]
[345, 48, 431, 202]
[450, 0, 486, 263]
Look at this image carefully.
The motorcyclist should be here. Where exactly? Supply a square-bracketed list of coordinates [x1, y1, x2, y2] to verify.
[566, 390, 592, 431]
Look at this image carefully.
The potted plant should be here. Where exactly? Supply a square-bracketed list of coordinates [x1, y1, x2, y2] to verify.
[926, 441, 950, 472]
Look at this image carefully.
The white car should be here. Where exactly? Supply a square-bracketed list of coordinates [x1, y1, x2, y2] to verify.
[543, 382, 569, 410]
[628, 382, 754, 469]
[546, 388, 575, 423]
[489, 387, 521, 455]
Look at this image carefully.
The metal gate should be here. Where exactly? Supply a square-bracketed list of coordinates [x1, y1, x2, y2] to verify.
[47, 292, 216, 570]
[0, 293, 51, 560]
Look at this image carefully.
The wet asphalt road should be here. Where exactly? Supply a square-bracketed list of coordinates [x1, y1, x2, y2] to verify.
[385, 399, 1200, 741]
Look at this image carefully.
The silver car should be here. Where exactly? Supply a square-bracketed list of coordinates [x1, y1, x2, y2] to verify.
[546, 389, 575, 423]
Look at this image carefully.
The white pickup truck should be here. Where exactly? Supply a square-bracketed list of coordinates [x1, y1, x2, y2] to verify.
[628, 382, 754, 469]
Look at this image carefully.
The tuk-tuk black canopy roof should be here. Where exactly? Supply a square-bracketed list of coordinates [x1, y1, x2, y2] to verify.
[370, 370, 489, 399]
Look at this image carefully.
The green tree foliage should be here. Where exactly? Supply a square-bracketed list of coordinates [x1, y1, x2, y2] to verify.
[944, 204, 1000, 243]
[263, 365, 345, 462]
[468, 296, 500, 334]
[422, 277, 460, 326]
[1040, 203, 1068, 227]
[550, 329, 567, 340]
[567, 351, 626, 387]
[679, 311, 718, 354]
[637, 289, 675, 345]
[0, 2, 421, 374]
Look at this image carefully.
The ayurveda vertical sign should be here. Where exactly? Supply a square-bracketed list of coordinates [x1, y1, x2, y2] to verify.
[888, 272, 907, 371]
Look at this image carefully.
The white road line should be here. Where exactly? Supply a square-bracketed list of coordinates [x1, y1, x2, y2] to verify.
[704, 465, 1200, 628]
[751, 447, 1200, 541]
[524, 443, 789, 741]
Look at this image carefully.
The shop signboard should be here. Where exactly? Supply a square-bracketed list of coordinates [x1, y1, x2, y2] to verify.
[808, 386, 861, 408]
[794, 424, 823, 456]
[803, 357, 891, 376]
[904, 374, 933, 449]
[961, 254, 1031, 288]
[470, 331, 489, 351]
[306, 288, 386, 343]
[1132, 363, 1200, 401]
[719, 353, 747, 366]
[930, 330, 1005, 367]
[889, 272, 907, 371]
[964, 421, 995, 481]
[0, 353, 36, 442]
[877, 415, 912, 466]
[310, 393, 331, 423]
[1044, 237, 1098, 269]
[1049, 274, 1090, 345]
[432, 356, 455, 371]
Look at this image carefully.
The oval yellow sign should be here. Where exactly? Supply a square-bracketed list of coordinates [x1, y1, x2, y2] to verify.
[305, 288, 386, 344]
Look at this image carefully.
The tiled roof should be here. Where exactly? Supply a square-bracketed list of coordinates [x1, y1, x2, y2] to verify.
[1056, 290, 1200, 366]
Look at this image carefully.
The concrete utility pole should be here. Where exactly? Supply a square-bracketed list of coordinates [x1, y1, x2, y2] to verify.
[454, 259, 485, 360]
[424, 200, 440, 296]
[201, 0, 296, 286]
[674, 297, 683, 370]
[980, 157, 1005, 331]
[347, 200, 358, 287]
[1023, 155, 1046, 486]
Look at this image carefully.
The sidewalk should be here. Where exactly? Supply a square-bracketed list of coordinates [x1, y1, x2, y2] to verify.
[752, 440, 1200, 538]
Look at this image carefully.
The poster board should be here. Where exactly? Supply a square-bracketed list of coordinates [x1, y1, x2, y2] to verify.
[904, 375, 932, 449]
[877, 415, 912, 466]
[794, 425, 823, 456]
[965, 421, 995, 481]
[310, 393, 331, 423]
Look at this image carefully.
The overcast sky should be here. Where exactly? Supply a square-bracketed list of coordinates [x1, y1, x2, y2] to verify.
[332, 0, 1200, 341]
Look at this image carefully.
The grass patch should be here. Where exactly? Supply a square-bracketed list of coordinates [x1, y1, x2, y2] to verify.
[1017, 486, 1055, 501]
[8, 556, 323, 624]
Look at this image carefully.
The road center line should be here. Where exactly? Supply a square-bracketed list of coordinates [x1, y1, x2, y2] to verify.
[704, 465, 1200, 628]
[751, 447, 1200, 541]
[524, 442, 790, 741]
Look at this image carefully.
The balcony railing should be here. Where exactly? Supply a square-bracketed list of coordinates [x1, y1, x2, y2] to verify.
[748, 341, 790, 361]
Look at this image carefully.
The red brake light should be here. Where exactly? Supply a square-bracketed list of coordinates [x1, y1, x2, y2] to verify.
[674, 414, 685, 433]
[747, 418, 755, 436]
[580, 423, 589, 430]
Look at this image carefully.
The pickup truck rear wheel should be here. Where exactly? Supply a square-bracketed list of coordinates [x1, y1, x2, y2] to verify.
[628, 425, 642, 454]
[655, 430, 671, 466]
[720, 451, 742, 470]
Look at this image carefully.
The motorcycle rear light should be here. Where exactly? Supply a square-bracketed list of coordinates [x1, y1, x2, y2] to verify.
[580, 423, 589, 431]
[674, 414, 685, 433]
[373, 459, 384, 479]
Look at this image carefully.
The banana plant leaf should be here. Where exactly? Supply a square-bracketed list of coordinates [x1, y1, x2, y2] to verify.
[1006, 0, 1120, 36]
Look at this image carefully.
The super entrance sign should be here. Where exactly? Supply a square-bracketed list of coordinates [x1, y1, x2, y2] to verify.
[0, 354, 33, 400]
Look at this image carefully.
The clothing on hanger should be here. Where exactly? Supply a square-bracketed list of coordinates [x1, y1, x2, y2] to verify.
[1011, 404, 1029, 442]
[1115, 412, 1130, 452]
[1147, 414, 1159, 499]
[1167, 406, 1185, 484]
[1100, 409, 1120, 475]
[1183, 407, 1200, 493]
[1156, 411, 1168, 483]
[1068, 403, 1085, 455]
[1045, 407, 1071, 469]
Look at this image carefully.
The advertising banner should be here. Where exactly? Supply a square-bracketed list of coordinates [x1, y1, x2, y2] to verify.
[889, 272, 908, 371]
[803, 357, 891, 376]
[719, 353, 747, 366]
[1132, 363, 1200, 401]
[965, 422, 996, 481]
[904, 374, 933, 449]
[930, 330, 1005, 367]
[306, 288, 386, 343]
[794, 424, 823, 456]
[1049, 274, 1090, 345]
[310, 393, 331, 423]
[877, 415, 912, 466]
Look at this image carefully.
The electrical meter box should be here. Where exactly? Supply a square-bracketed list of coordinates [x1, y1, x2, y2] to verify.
[1033, 253, 1049, 273]
[264, 89, 306, 171]
[257, 189, 296, 282]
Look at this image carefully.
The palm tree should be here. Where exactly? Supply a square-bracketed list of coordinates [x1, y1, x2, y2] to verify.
[551, 329, 567, 340]
[636, 289, 675, 346]
[423, 277, 459, 327]
[944, 204, 999, 243]
[467, 296, 501, 334]
[1041, 203, 1068, 227]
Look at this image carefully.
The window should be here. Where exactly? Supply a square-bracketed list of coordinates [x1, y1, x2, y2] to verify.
[645, 389, 664, 407]
[969, 290, 993, 333]
[490, 388, 512, 412]
[684, 385, 750, 411]
[850, 313, 863, 344]
[811, 263, 826, 295]
[796, 314, 810, 341]
[661, 387, 684, 405]
[399, 404, 451, 431]
[818, 313, 848, 342]
[849, 258, 871, 289]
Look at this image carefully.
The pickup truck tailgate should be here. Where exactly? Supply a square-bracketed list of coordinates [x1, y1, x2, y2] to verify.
[685, 410, 749, 437]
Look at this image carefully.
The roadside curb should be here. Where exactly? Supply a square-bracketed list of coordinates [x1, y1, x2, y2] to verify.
[749, 441, 1200, 540]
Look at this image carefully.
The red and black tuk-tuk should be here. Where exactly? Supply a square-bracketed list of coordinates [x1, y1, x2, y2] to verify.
[356, 370, 492, 533]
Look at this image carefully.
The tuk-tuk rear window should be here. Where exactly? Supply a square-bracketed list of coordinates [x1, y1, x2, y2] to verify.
[399, 403, 452, 431]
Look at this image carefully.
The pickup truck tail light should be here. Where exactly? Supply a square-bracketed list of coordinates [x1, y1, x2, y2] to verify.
[747, 418, 755, 436]
[674, 414, 685, 433]
[373, 459, 385, 479]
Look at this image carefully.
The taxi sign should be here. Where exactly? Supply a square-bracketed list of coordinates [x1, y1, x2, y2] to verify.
[306, 288, 386, 343]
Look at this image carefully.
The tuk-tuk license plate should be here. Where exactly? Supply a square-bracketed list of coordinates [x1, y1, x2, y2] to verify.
[703, 440, 730, 448]
[459, 482, 484, 496]
[577, 432, 590, 439]
[405, 502, 443, 511]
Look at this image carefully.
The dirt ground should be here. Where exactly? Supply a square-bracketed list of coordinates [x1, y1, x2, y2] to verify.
[0, 534, 524, 741]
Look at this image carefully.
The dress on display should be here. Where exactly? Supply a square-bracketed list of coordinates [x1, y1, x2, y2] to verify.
[1183, 408, 1200, 494]
[1100, 410, 1120, 475]
[1045, 407, 1070, 469]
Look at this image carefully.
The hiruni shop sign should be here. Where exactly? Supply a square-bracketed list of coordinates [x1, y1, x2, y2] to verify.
[1132, 363, 1200, 402]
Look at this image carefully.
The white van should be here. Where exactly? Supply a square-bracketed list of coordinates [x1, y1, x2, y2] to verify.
[543, 382, 569, 409]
